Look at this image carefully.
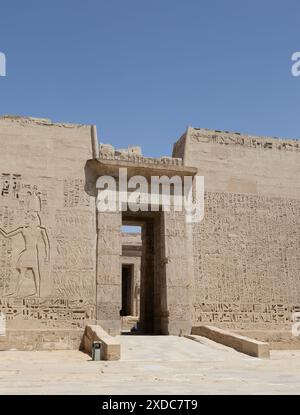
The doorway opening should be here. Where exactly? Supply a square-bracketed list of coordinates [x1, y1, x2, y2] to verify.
[121, 264, 134, 316]
[121, 225, 141, 333]
[122, 212, 168, 335]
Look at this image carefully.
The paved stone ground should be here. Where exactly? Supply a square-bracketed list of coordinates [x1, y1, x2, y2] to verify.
[0, 335, 300, 394]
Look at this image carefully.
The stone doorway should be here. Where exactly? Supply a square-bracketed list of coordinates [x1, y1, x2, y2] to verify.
[96, 208, 193, 337]
[90, 156, 196, 337]
[122, 213, 167, 335]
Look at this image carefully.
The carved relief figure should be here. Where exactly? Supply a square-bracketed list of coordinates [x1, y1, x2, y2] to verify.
[0, 211, 50, 297]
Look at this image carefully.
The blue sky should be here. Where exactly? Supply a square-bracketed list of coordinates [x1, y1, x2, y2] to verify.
[0, 0, 299, 157]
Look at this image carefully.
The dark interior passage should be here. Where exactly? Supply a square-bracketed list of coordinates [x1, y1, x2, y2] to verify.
[123, 212, 168, 335]
[121, 265, 133, 316]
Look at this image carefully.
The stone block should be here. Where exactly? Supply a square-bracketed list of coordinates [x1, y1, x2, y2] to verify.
[82, 324, 121, 360]
[192, 325, 270, 358]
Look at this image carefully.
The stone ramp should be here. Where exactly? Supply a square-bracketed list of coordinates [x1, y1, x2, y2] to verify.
[117, 335, 249, 362]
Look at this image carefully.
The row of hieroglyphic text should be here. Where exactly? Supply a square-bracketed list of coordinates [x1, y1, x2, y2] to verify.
[0, 297, 94, 328]
[195, 303, 300, 328]
[193, 191, 300, 328]
[190, 130, 300, 152]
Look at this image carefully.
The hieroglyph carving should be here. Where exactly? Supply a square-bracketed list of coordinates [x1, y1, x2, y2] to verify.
[0, 173, 95, 328]
[193, 191, 300, 328]
[0, 180, 50, 297]
[190, 130, 300, 152]
[0, 211, 50, 297]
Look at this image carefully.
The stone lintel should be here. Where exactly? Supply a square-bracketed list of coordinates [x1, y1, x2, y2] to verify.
[93, 158, 198, 179]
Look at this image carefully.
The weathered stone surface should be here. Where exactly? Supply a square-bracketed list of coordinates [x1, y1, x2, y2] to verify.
[99, 143, 114, 158]
[0, 329, 83, 350]
[173, 127, 300, 338]
[0, 117, 298, 350]
[82, 324, 121, 360]
[191, 325, 270, 358]
[0, 117, 96, 349]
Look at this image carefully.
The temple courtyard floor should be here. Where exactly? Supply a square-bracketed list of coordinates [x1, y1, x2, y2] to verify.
[0, 335, 299, 394]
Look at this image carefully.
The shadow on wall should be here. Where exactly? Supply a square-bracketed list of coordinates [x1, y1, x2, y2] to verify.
[84, 160, 99, 198]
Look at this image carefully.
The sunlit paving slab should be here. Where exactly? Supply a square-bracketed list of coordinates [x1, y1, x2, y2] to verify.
[0, 339, 300, 395]
[117, 335, 248, 362]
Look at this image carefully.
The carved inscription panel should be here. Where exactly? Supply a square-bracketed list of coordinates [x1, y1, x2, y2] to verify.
[190, 129, 300, 152]
[193, 192, 300, 329]
[0, 173, 95, 329]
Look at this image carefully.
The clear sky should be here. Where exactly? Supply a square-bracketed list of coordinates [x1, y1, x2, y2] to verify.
[0, 0, 299, 157]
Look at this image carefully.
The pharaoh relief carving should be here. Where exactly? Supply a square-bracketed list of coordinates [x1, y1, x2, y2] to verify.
[0, 211, 50, 297]
[0, 173, 95, 328]
[0, 179, 51, 298]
